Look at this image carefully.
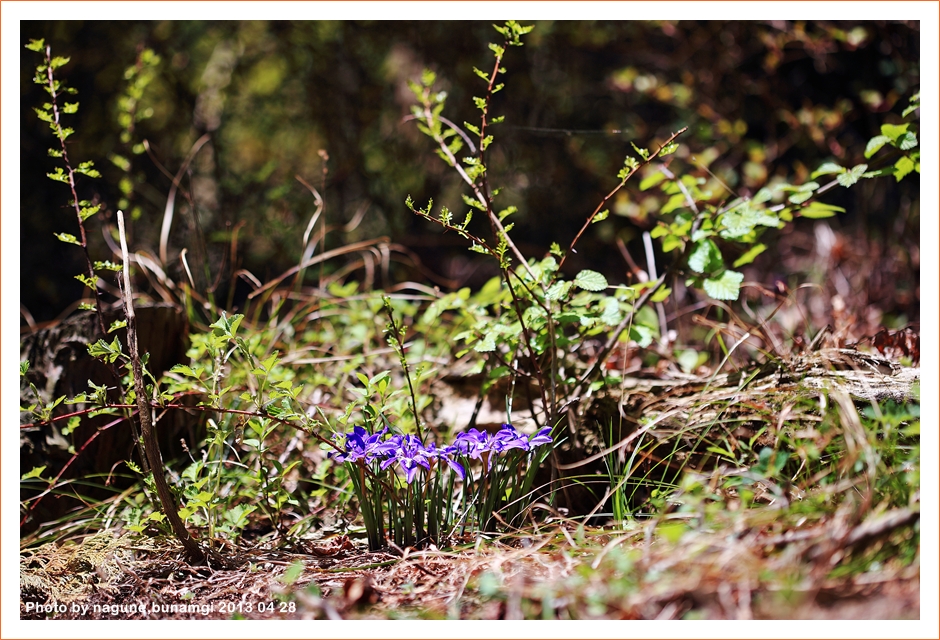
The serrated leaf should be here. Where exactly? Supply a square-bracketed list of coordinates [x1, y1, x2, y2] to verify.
[703, 270, 743, 301]
[688, 239, 722, 274]
[25, 39, 45, 52]
[170, 364, 197, 377]
[752, 188, 773, 205]
[629, 325, 655, 348]
[599, 297, 622, 325]
[864, 135, 891, 159]
[47, 168, 70, 183]
[630, 142, 650, 161]
[897, 131, 917, 150]
[811, 162, 845, 179]
[788, 191, 813, 204]
[660, 141, 679, 156]
[893, 156, 915, 182]
[474, 333, 497, 353]
[75, 274, 96, 288]
[55, 232, 81, 246]
[545, 280, 571, 301]
[880, 123, 909, 142]
[733, 243, 767, 268]
[22, 466, 47, 481]
[108, 320, 127, 333]
[574, 269, 608, 292]
[836, 164, 867, 188]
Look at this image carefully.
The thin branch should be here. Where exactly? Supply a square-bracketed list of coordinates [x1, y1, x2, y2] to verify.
[119, 210, 206, 563]
[559, 127, 688, 272]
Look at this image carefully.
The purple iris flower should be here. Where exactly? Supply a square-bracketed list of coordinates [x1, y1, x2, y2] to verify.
[528, 427, 553, 448]
[380, 434, 432, 484]
[453, 428, 493, 460]
[492, 424, 531, 453]
[329, 425, 389, 464]
[424, 442, 466, 480]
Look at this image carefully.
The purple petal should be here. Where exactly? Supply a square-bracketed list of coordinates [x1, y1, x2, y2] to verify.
[528, 427, 553, 447]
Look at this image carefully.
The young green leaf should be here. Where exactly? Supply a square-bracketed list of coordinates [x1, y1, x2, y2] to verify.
[893, 156, 916, 182]
[55, 232, 81, 246]
[732, 243, 767, 268]
[703, 270, 744, 301]
[688, 239, 723, 274]
[574, 269, 608, 292]
[811, 162, 845, 179]
[836, 164, 868, 188]
[800, 201, 844, 219]
[864, 135, 891, 159]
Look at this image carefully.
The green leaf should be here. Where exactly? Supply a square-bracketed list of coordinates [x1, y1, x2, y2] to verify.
[20, 360, 29, 376]
[62, 102, 79, 114]
[108, 319, 127, 333]
[280, 561, 306, 586]
[893, 156, 915, 182]
[836, 164, 867, 188]
[629, 324, 655, 348]
[592, 209, 609, 224]
[800, 201, 844, 219]
[787, 190, 813, 205]
[719, 201, 778, 239]
[55, 232, 81, 246]
[811, 162, 846, 179]
[864, 136, 891, 159]
[733, 243, 767, 268]
[47, 167, 70, 183]
[74, 274, 96, 289]
[630, 142, 650, 161]
[659, 141, 679, 156]
[897, 131, 917, 151]
[880, 123, 909, 142]
[25, 39, 45, 52]
[22, 466, 47, 481]
[650, 287, 672, 303]
[639, 171, 666, 191]
[660, 193, 687, 215]
[79, 204, 101, 221]
[703, 270, 744, 301]
[93, 260, 122, 271]
[170, 364, 198, 377]
[688, 239, 723, 274]
[599, 297, 622, 325]
[574, 269, 608, 292]
[474, 333, 497, 353]
[545, 280, 571, 301]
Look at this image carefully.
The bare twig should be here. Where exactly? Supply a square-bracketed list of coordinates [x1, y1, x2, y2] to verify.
[559, 127, 688, 272]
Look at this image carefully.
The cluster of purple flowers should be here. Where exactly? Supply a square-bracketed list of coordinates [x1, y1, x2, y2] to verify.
[330, 424, 553, 484]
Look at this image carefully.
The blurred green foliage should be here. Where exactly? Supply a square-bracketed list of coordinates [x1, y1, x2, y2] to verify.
[21, 21, 919, 322]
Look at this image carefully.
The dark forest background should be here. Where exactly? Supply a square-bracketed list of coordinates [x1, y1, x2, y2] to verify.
[20, 21, 919, 327]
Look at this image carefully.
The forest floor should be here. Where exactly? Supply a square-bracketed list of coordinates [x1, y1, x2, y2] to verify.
[21, 350, 921, 621]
